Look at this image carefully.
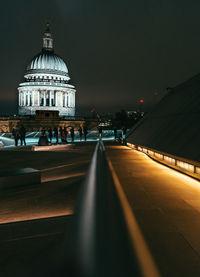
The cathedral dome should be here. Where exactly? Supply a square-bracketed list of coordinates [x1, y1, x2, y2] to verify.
[25, 23, 68, 77]
[18, 23, 76, 117]
[26, 50, 68, 76]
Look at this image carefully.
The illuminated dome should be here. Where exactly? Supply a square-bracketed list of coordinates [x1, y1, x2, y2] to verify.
[26, 51, 68, 76]
[18, 23, 76, 117]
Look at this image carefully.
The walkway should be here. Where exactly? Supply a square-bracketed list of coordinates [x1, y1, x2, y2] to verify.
[106, 144, 200, 277]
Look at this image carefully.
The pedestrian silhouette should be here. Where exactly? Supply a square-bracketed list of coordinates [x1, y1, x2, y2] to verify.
[83, 126, 88, 141]
[48, 128, 52, 143]
[64, 127, 68, 143]
[70, 127, 75, 142]
[38, 130, 48, 146]
[12, 128, 19, 146]
[114, 127, 117, 140]
[19, 125, 26, 146]
[98, 126, 103, 139]
[78, 126, 83, 141]
[59, 127, 63, 142]
[54, 127, 58, 144]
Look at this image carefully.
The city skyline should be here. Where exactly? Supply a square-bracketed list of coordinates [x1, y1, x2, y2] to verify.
[1, 0, 200, 115]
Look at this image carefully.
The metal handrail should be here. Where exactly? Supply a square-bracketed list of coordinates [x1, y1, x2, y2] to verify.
[64, 140, 160, 277]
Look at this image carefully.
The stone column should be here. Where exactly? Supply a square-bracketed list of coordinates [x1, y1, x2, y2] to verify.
[38, 91, 40, 106]
[24, 91, 27, 106]
[49, 91, 52, 106]
[20, 93, 22, 106]
[61, 92, 63, 107]
[69, 93, 72, 105]
[65, 93, 67, 107]
[26, 91, 28, 106]
[32, 91, 34, 106]
[55, 91, 57, 106]
[43, 91, 46, 106]
[27, 91, 30, 106]
[22, 92, 24, 106]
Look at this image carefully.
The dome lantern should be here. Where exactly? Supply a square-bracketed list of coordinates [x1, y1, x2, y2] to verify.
[43, 23, 53, 51]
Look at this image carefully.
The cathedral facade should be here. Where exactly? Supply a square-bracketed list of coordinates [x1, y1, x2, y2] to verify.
[18, 24, 76, 117]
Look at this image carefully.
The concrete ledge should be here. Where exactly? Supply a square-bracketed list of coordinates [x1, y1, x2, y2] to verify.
[32, 144, 72, 151]
[0, 168, 41, 188]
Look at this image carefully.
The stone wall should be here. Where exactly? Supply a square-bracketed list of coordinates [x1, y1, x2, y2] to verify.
[0, 117, 98, 133]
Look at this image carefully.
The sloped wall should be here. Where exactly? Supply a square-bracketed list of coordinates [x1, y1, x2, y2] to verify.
[127, 74, 200, 162]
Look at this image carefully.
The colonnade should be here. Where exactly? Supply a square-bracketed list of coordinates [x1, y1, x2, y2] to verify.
[18, 89, 75, 108]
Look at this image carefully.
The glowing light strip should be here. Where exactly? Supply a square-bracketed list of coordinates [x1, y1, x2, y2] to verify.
[127, 143, 200, 180]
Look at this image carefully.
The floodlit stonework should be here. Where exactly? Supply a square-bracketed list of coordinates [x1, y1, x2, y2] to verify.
[18, 23, 76, 117]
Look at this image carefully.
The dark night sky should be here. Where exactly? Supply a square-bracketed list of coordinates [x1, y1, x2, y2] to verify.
[1, 0, 200, 115]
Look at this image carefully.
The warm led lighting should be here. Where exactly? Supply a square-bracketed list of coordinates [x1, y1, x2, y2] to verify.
[155, 153, 163, 160]
[148, 150, 154, 156]
[164, 156, 176, 165]
[125, 145, 200, 187]
[176, 161, 194, 173]
[196, 167, 200, 174]
[127, 143, 135, 149]
[127, 144, 200, 180]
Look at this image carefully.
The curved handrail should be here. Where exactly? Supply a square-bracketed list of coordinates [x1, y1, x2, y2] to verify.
[65, 140, 160, 277]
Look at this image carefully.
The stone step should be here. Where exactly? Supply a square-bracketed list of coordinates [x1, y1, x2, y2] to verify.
[0, 168, 41, 188]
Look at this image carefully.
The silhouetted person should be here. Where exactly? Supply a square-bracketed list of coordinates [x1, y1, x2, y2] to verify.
[122, 126, 127, 136]
[38, 131, 48, 146]
[48, 128, 52, 142]
[114, 127, 117, 140]
[70, 127, 75, 142]
[59, 127, 63, 141]
[78, 127, 83, 141]
[83, 126, 88, 141]
[122, 127, 127, 144]
[64, 127, 68, 143]
[98, 126, 103, 139]
[19, 125, 26, 146]
[54, 127, 58, 144]
[61, 128, 66, 143]
[12, 128, 19, 146]
[41, 128, 46, 136]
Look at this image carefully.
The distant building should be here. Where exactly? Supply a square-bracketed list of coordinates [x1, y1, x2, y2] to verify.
[126, 110, 144, 118]
[18, 23, 76, 117]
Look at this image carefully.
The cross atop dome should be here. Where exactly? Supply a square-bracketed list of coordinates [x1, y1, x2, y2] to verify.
[43, 22, 53, 51]
[45, 22, 50, 32]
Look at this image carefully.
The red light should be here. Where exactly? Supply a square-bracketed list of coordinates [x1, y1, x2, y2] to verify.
[140, 99, 144, 103]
